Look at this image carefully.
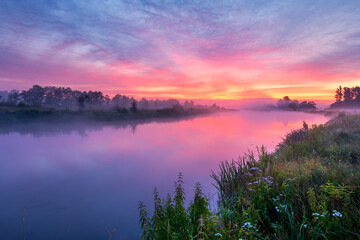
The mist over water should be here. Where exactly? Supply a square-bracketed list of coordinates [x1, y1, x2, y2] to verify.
[0, 111, 330, 239]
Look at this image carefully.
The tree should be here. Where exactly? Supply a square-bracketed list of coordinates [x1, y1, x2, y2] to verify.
[288, 102, 298, 111]
[86, 91, 105, 106]
[299, 101, 316, 110]
[283, 96, 291, 101]
[21, 85, 45, 106]
[138, 98, 149, 109]
[7, 91, 20, 105]
[112, 94, 131, 108]
[62, 88, 78, 108]
[130, 100, 138, 112]
[77, 94, 89, 109]
[343, 87, 352, 101]
[335, 86, 343, 102]
[43, 86, 63, 107]
[277, 96, 292, 109]
[352, 86, 360, 101]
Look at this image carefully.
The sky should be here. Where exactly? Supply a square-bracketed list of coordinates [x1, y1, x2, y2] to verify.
[0, 0, 360, 102]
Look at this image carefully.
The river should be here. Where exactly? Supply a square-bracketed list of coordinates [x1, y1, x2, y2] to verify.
[0, 110, 330, 239]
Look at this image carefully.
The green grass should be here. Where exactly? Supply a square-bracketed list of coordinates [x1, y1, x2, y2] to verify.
[138, 173, 210, 240]
[139, 113, 360, 239]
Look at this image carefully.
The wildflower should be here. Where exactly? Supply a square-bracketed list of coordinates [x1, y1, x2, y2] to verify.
[304, 224, 307, 228]
[242, 222, 253, 228]
[263, 177, 273, 184]
[267, 181, 273, 184]
[275, 206, 280, 212]
[215, 233, 222, 237]
[248, 183, 252, 185]
[332, 210, 343, 218]
[249, 188, 253, 191]
[313, 212, 327, 219]
[253, 181, 258, 184]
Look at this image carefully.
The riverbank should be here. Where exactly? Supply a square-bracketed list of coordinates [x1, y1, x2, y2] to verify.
[139, 113, 360, 239]
[0, 106, 234, 124]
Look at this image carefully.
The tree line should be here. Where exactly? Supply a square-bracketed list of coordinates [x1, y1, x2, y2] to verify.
[276, 96, 316, 111]
[331, 85, 360, 108]
[0, 85, 214, 111]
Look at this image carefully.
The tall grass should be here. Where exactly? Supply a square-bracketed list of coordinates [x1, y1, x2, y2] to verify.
[138, 173, 210, 240]
[140, 114, 360, 239]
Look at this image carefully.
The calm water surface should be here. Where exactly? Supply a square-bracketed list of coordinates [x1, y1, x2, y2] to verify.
[0, 111, 330, 239]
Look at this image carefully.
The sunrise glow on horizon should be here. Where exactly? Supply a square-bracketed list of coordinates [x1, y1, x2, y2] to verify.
[1, 1, 360, 102]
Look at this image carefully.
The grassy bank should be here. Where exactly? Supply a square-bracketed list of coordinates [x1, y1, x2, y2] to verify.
[139, 113, 360, 239]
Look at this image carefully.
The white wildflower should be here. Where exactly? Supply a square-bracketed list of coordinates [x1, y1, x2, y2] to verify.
[332, 210, 343, 218]
[242, 222, 254, 229]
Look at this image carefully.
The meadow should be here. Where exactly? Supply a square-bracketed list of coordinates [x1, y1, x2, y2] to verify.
[139, 113, 360, 240]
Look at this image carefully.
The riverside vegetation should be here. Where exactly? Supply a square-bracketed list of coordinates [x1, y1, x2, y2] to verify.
[0, 105, 215, 123]
[139, 113, 360, 239]
[0, 85, 228, 123]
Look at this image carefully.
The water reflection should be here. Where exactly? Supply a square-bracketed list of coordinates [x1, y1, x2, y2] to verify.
[0, 115, 207, 137]
[0, 111, 330, 239]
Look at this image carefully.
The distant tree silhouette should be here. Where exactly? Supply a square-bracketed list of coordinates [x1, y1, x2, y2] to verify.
[288, 102, 298, 111]
[21, 85, 45, 106]
[353, 86, 360, 101]
[331, 85, 360, 108]
[138, 98, 149, 109]
[77, 94, 89, 109]
[17, 102, 26, 108]
[7, 91, 20, 105]
[335, 86, 343, 102]
[86, 91, 105, 106]
[283, 96, 290, 101]
[275, 96, 316, 111]
[343, 87, 352, 102]
[0, 85, 217, 113]
[130, 100, 138, 112]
